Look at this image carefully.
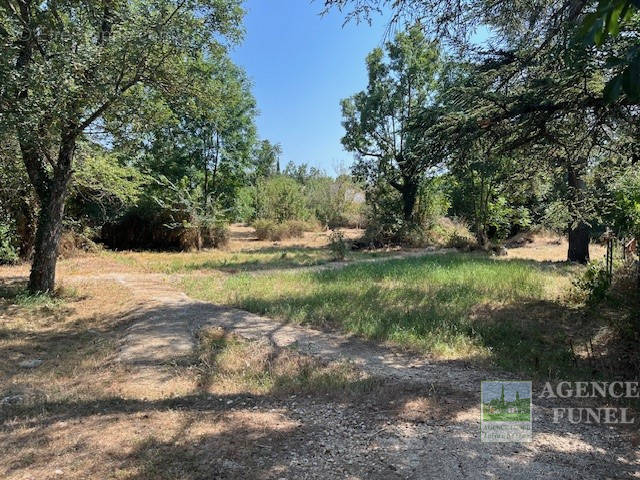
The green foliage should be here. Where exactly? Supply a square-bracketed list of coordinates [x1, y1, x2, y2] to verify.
[255, 176, 310, 223]
[305, 175, 365, 228]
[413, 179, 451, 227]
[572, 261, 613, 304]
[233, 186, 257, 223]
[363, 178, 452, 247]
[342, 24, 445, 223]
[580, 0, 639, 101]
[67, 145, 147, 226]
[0, 222, 19, 265]
[253, 140, 283, 181]
[328, 231, 349, 261]
[609, 167, 640, 237]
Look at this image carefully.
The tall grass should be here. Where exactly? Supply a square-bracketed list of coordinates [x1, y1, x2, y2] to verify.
[181, 253, 574, 374]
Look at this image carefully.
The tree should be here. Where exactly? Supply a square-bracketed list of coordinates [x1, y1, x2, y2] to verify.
[253, 140, 283, 182]
[0, 0, 244, 292]
[341, 25, 443, 222]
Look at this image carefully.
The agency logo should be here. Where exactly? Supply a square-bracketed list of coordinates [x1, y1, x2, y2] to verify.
[481, 380, 532, 442]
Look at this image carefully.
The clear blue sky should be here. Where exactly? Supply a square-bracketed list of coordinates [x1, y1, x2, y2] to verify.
[231, 0, 393, 175]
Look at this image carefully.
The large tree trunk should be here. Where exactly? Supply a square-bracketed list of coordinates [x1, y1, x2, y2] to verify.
[400, 180, 418, 222]
[567, 161, 590, 263]
[27, 138, 76, 293]
[29, 183, 67, 293]
[568, 221, 590, 263]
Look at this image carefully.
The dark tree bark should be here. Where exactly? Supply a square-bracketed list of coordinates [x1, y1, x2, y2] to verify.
[567, 161, 590, 263]
[568, 221, 590, 263]
[400, 180, 418, 222]
[22, 136, 76, 293]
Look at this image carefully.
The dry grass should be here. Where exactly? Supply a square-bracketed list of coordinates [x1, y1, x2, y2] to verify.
[226, 223, 363, 250]
[0, 277, 137, 409]
[505, 229, 606, 262]
[0, 272, 385, 479]
[196, 326, 380, 397]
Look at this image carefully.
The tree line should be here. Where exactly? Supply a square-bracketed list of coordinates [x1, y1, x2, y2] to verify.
[330, 0, 640, 262]
[1, 0, 639, 293]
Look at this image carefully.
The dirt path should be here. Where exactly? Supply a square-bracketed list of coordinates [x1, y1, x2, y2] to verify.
[65, 269, 639, 479]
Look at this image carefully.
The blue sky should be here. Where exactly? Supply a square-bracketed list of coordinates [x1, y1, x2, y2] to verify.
[231, 0, 393, 175]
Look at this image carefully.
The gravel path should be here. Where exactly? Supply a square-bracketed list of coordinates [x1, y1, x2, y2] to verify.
[67, 263, 639, 479]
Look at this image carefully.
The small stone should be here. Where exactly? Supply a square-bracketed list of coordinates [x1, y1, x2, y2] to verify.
[54, 469, 64, 476]
[18, 359, 43, 368]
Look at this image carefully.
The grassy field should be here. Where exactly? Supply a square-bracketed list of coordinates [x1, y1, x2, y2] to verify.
[107, 246, 395, 274]
[179, 252, 586, 377]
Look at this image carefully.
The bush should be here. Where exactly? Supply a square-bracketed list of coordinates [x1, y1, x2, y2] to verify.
[0, 222, 19, 265]
[256, 176, 310, 222]
[58, 230, 101, 259]
[253, 219, 313, 241]
[254, 219, 276, 241]
[232, 186, 256, 223]
[572, 260, 613, 304]
[328, 230, 349, 260]
[306, 176, 365, 228]
[202, 222, 230, 249]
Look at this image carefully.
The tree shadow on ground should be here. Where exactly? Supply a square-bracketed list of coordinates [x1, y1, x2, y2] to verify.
[2, 376, 638, 479]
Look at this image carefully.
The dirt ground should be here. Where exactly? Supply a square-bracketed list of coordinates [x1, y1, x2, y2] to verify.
[504, 229, 606, 262]
[0, 229, 636, 479]
[226, 224, 365, 251]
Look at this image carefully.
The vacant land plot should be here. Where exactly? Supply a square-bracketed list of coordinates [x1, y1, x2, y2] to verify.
[179, 253, 590, 376]
[1, 234, 636, 479]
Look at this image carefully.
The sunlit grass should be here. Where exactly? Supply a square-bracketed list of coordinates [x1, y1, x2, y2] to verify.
[106, 247, 393, 274]
[181, 253, 578, 376]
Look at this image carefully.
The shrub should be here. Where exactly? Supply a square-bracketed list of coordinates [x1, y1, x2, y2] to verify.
[446, 228, 478, 250]
[253, 219, 312, 241]
[572, 260, 613, 304]
[328, 230, 348, 260]
[202, 222, 230, 249]
[233, 186, 256, 223]
[254, 219, 276, 241]
[58, 230, 101, 259]
[256, 176, 309, 222]
[284, 219, 306, 238]
[306, 176, 365, 228]
[0, 222, 19, 265]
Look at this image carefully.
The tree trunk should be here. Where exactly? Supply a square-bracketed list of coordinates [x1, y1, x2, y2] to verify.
[568, 221, 590, 263]
[29, 184, 67, 293]
[401, 180, 418, 222]
[28, 139, 76, 293]
[567, 161, 590, 263]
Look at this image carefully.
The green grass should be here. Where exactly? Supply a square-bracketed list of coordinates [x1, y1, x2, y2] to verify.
[0, 281, 78, 309]
[482, 411, 531, 422]
[180, 252, 581, 376]
[107, 246, 387, 274]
